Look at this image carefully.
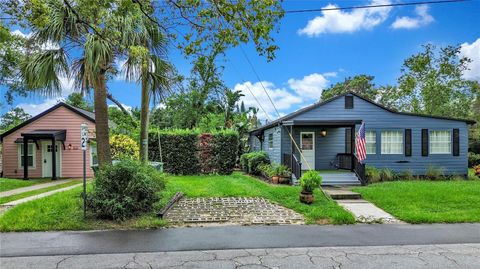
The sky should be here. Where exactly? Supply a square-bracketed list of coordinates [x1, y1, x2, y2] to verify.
[2, 0, 480, 121]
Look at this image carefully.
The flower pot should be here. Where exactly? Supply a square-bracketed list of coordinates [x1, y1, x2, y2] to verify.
[279, 176, 290, 184]
[299, 190, 314, 204]
[272, 176, 279, 184]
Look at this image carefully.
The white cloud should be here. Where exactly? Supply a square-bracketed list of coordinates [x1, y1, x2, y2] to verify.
[108, 103, 132, 112]
[298, 0, 392, 37]
[234, 81, 303, 120]
[287, 73, 330, 100]
[16, 99, 59, 116]
[15, 76, 76, 116]
[460, 38, 480, 81]
[391, 5, 434, 29]
[11, 29, 59, 51]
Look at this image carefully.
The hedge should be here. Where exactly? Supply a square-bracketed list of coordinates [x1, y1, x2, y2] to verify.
[148, 129, 238, 175]
[240, 151, 270, 175]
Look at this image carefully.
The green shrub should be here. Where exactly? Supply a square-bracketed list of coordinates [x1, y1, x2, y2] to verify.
[148, 129, 238, 175]
[365, 165, 381, 183]
[273, 164, 291, 177]
[247, 151, 270, 175]
[258, 163, 274, 178]
[87, 160, 165, 221]
[299, 170, 322, 193]
[468, 152, 480, 167]
[110, 134, 139, 160]
[398, 169, 414, 180]
[425, 165, 444, 180]
[240, 153, 250, 172]
[379, 168, 395, 181]
[212, 130, 239, 175]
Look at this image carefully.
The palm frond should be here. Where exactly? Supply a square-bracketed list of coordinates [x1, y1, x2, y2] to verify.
[20, 48, 69, 97]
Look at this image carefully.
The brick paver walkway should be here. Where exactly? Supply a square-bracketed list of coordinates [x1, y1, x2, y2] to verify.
[165, 197, 304, 226]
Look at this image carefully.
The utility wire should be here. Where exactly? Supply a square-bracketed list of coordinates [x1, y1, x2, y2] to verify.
[284, 0, 470, 13]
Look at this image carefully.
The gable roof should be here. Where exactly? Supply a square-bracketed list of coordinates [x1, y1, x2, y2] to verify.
[0, 102, 96, 142]
[250, 92, 476, 133]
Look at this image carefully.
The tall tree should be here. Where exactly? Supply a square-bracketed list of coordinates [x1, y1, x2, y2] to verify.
[64, 92, 93, 111]
[0, 107, 31, 132]
[320, 75, 380, 101]
[397, 44, 477, 119]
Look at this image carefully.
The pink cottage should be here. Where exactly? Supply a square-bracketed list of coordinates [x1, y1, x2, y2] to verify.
[0, 102, 98, 179]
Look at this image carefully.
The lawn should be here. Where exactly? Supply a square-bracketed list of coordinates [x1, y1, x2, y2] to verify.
[0, 178, 52, 192]
[0, 172, 354, 232]
[0, 180, 81, 204]
[353, 180, 480, 223]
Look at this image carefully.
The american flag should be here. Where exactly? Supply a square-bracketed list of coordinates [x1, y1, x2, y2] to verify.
[355, 122, 366, 163]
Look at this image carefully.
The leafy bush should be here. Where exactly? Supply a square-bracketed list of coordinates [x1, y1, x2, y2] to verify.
[258, 163, 275, 178]
[425, 165, 444, 180]
[110, 134, 139, 160]
[240, 151, 270, 175]
[87, 160, 165, 221]
[212, 130, 239, 175]
[468, 152, 480, 167]
[247, 152, 270, 175]
[299, 170, 322, 193]
[365, 165, 381, 183]
[273, 164, 291, 177]
[398, 169, 414, 180]
[379, 168, 395, 181]
[148, 129, 238, 175]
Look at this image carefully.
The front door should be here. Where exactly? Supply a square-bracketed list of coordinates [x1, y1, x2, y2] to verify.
[42, 141, 61, 178]
[300, 132, 315, 170]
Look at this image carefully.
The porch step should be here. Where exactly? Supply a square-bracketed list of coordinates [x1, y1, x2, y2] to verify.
[319, 172, 361, 186]
[323, 187, 362, 200]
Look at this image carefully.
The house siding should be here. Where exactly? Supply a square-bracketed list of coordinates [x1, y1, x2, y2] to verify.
[2, 106, 96, 178]
[260, 126, 281, 164]
[251, 94, 469, 176]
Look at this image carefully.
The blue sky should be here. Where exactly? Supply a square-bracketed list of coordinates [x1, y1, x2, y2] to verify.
[2, 0, 480, 121]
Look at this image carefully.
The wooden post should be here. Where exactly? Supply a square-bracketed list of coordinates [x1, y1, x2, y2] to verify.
[23, 137, 28, 180]
[51, 137, 57, 180]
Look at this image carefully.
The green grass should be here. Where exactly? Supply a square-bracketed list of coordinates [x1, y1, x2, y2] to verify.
[159, 172, 355, 225]
[0, 184, 167, 232]
[0, 172, 354, 232]
[0, 178, 52, 192]
[353, 180, 480, 223]
[0, 180, 81, 204]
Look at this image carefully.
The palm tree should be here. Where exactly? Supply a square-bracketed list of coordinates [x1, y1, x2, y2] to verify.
[122, 19, 171, 162]
[21, 0, 162, 167]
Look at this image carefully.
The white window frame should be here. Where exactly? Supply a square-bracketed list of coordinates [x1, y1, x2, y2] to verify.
[18, 143, 36, 169]
[429, 130, 451, 154]
[366, 131, 376, 155]
[268, 133, 274, 150]
[381, 130, 404, 155]
[90, 142, 98, 166]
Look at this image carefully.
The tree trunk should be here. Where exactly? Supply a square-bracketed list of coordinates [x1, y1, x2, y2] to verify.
[139, 75, 149, 162]
[93, 72, 112, 167]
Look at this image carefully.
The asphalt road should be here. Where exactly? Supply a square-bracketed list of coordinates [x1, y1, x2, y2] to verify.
[2, 244, 480, 268]
[1, 223, 480, 257]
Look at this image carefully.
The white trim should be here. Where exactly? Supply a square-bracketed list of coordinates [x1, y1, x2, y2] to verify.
[17, 143, 36, 169]
[300, 131, 315, 170]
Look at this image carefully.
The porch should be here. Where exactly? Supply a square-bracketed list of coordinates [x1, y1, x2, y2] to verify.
[280, 120, 366, 185]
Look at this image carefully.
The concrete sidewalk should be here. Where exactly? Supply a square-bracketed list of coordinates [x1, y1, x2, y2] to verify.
[1, 244, 479, 269]
[2, 224, 480, 257]
[0, 179, 76, 197]
[2, 183, 81, 206]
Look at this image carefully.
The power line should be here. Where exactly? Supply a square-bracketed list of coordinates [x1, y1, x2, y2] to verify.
[284, 0, 470, 13]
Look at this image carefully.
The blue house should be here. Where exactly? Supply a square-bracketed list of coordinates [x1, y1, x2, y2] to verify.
[248, 93, 475, 185]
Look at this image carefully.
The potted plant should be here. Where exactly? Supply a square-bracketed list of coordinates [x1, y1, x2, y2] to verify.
[275, 165, 292, 184]
[259, 164, 277, 184]
[299, 170, 322, 204]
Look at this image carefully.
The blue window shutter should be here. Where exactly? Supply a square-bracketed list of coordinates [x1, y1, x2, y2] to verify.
[405, 129, 412, 157]
[422, 129, 428, 156]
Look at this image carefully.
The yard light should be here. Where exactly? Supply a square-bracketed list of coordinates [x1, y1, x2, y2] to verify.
[68, 143, 73, 150]
[320, 130, 327, 137]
